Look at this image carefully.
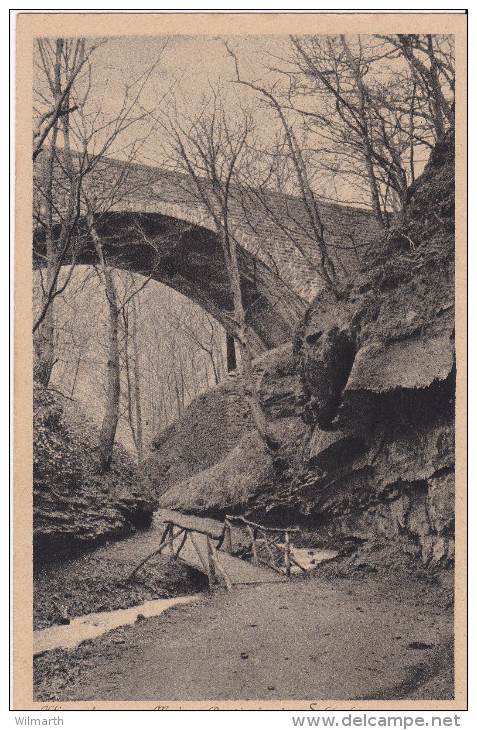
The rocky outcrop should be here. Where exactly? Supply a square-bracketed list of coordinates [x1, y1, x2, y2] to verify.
[147, 131, 456, 568]
[288, 131, 455, 565]
[34, 384, 155, 566]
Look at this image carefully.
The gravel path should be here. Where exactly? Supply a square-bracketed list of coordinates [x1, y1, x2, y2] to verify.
[34, 570, 454, 702]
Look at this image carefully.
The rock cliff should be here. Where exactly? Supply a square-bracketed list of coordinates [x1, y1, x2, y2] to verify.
[148, 131, 455, 567]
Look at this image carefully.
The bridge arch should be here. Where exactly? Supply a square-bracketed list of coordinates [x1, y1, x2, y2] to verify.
[33, 210, 307, 355]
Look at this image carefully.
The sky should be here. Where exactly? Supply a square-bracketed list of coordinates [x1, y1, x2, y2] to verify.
[87, 35, 289, 110]
[78, 35, 297, 176]
[34, 33, 442, 208]
[58, 34, 379, 205]
[34, 35, 307, 186]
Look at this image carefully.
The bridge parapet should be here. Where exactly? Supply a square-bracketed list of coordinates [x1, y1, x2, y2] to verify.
[34, 151, 382, 304]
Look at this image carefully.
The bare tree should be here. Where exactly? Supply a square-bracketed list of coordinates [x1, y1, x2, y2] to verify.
[130, 296, 144, 464]
[226, 42, 339, 292]
[284, 35, 453, 220]
[225, 34, 452, 234]
[85, 223, 120, 472]
[34, 35, 161, 466]
[162, 302, 227, 386]
[36, 266, 99, 399]
[155, 92, 279, 450]
[33, 38, 100, 161]
[33, 39, 91, 385]
[286, 35, 408, 224]
[120, 277, 145, 466]
[382, 34, 454, 141]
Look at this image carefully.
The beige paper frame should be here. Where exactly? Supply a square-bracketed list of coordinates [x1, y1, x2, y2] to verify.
[14, 11, 467, 711]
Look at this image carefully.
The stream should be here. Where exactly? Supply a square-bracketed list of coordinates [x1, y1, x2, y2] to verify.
[33, 595, 199, 655]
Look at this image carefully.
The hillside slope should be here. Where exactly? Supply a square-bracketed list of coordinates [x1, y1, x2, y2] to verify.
[34, 384, 155, 566]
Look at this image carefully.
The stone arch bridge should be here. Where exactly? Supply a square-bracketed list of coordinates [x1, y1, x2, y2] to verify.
[33, 153, 382, 355]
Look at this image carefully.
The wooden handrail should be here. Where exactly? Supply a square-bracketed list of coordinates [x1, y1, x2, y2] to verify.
[127, 513, 303, 588]
[225, 514, 299, 533]
[163, 518, 226, 542]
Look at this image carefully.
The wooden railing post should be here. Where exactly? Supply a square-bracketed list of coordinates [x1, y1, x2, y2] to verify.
[247, 525, 259, 565]
[174, 529, 188, 558]
[206, 535, 217, 588]
[188, 531, 209, 575]
[223, 520, 232, 554]
[211, 543, 233, 591]
[284, 530, 291, 578]
[263, 531, 279, 570]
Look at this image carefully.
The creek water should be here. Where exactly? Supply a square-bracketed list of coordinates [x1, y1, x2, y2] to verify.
[33, 595, 199, 655]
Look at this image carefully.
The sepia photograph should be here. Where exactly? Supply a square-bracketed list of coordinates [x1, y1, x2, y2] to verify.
[13, 11, 467, 711]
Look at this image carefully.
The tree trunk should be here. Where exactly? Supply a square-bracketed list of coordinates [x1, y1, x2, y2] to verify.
[397, 35, 452, 141]
[340, 36, 385, 228]
[99, 266, 120, 471]
[131, 296, 144, 466]
[34, 44, 80, 383]
[34, 285, 56, 386]
[90, 223, 120, 472]
[226, 333, 237, 372]
[223, 231, 279, 451]
[34, 134, 59, 387]
[70, 355, 82, 398]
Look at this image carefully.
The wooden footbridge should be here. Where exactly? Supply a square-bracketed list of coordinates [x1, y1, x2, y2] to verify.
[127, 509, 307, 589]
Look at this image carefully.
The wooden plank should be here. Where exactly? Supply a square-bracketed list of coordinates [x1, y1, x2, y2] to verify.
[289, 554, 307, 573]
[253, 557, 284, 575]
[176, 532, 287, 585]
[156, 509, 224, 539]
[154, 511, 290, 586]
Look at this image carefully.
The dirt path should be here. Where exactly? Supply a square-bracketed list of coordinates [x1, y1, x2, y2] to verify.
[34, 572, 453, 702]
